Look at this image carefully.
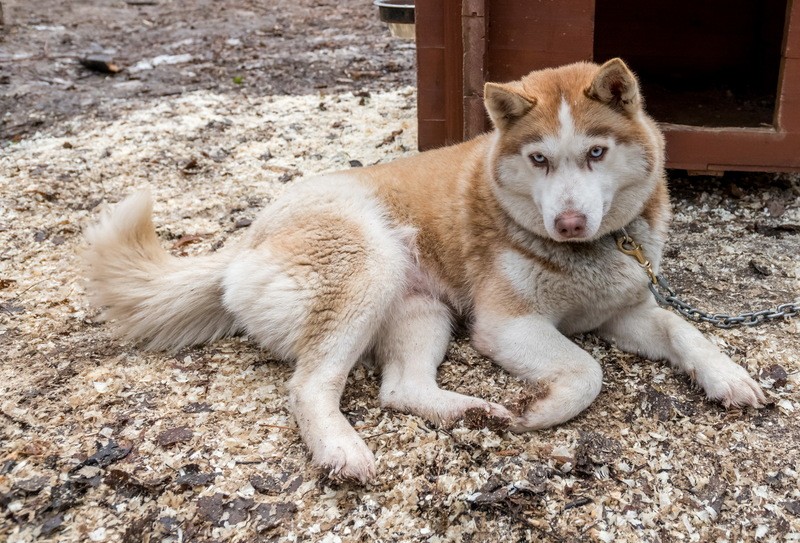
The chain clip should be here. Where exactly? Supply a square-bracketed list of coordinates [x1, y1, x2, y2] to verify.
[616, 230, 658, 285]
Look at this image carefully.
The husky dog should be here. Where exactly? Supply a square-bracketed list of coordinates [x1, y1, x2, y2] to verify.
[84, 59, 766, 482]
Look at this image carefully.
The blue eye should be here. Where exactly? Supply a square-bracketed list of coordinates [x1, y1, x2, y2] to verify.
[588, 146, 606, 159]
[530, 153, 547, 165]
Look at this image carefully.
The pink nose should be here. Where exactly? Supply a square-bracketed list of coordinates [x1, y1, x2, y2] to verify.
[554, 211, 587, 239]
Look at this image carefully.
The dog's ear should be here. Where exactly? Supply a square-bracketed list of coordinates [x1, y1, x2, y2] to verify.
[586, 58, 640, 114]
[484, 82, 535, 130]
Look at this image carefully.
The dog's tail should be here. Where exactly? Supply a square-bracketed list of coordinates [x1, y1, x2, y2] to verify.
[83, 190, 239, 350]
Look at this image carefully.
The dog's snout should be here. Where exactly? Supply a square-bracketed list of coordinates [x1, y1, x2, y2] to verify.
[554, 211, 587, 239]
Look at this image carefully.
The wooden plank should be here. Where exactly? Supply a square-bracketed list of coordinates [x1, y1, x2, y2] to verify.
[416, 48, 446, 120]
[784, 0, 800, 58]
[418, 120, 448, 151]
[463, 96, 488, 139]
[416, 0, 445, 48]
[487, 0, 595, 82]
[663, 126, 800, 171]
[443, 0, 463, 145]
[776, 57, 800, 131]
[416, 1, 447, 150]
[488, 50, 596, 81]
[462, 0, 487, 138]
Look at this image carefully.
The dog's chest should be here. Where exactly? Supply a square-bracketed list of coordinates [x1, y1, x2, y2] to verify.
[498, 228, 661, 333]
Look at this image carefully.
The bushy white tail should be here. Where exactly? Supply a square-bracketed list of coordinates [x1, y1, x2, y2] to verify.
[83, 190, 239, 350]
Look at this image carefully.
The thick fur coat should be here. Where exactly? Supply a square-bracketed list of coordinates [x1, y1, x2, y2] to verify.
[84, 59, 765, 482]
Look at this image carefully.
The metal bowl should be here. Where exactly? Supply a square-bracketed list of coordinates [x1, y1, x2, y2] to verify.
[374, 0, 415, 40]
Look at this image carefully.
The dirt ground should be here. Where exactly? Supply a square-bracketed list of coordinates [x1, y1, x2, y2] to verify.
[2, 2, 800, 543]
[0, 0, 414, 141]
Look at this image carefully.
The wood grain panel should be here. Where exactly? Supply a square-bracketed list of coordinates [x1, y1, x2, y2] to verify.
[784, 0, 800, 58]
[487, 0, 595, 82]
[776, 57, 800, 130]
[664, 127, 800, 171]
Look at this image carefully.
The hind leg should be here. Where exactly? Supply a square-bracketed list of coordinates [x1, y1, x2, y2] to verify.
[288, 332, 381, 482]
[377, 296, 512, 427]
[226, 249, 405, 482]
[222, 182, 412, 481]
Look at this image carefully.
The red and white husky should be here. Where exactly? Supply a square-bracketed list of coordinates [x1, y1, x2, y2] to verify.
[84, 59, 766, 482]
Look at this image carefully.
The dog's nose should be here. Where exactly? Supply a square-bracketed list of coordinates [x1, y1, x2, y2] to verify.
[554, 211, 587, 239]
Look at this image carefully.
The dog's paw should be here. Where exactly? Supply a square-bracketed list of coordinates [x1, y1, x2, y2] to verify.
[462, 402, 513, 431]
[383, 387, 512, 429]
[312, 435, 376, 484]
[698, 360, 767, 409]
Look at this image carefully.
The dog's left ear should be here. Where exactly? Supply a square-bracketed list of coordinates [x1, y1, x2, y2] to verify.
[484, 82, 535, 130]
[586, 58, 640, 114]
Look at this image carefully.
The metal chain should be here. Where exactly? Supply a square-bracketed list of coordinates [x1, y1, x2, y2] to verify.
[649, 275, 800, 329]
[616, 230, 799, 329]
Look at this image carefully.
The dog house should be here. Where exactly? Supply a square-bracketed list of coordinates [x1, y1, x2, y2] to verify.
[416, 0, 800, 172]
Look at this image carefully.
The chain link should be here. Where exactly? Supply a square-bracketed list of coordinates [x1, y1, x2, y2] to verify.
[615, 231, 799, 329]
[649, 274, 799, 328]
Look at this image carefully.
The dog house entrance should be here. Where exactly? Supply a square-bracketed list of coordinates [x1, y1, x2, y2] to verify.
[593, 0, 788, 128]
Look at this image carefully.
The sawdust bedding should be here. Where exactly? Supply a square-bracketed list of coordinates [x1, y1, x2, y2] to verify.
[1, 86, 799, 543]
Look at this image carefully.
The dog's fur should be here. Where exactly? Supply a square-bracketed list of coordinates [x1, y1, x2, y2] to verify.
[84, 59, 766, 482]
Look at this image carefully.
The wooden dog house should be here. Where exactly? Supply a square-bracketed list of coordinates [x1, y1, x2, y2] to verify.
[416, 0, 800, 172]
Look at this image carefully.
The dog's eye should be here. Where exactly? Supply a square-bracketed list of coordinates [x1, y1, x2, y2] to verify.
[588, 146, 606, 160]
[530, 153, 548, 166]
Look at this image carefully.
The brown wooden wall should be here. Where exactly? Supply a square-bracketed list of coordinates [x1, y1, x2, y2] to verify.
[416, 0, 800, 172]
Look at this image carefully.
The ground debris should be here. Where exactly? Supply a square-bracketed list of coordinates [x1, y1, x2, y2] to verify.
[79, 55, 121, 74]
[752, 222, 800, 237]
[171, 234, 204, 249]
[182, 401, 213, 413]
[156, 426, 193, 447]
[72, 441, 131, 472]
[784, 500, 800, 516]
[41, 477, 98, 515]
[13, 475, 49, 494]
[104, 469, 168, 498]
[749, 257, 773, 276]
[563, 496, 593, 511]
[180, 156, 202, 174]
[376, 128, 403, 147]
[196, 493, 257, 527]
[573, 431, 621, 476]
[697, 473, 728, 515]
[250, 473, 303, 495]
[175, 463, 216, 488]
[760, 364, 789, 388]
[466, 473, 549, 508]
[633, 385, 696, 422]
[121, 510, 158, 543]
[39, 514, 65, 536]
[254, 501, 298, 531]
[196, 493, 225, 525]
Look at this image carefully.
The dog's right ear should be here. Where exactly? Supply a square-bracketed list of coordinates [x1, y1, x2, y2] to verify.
[586, 58, 640, 114]
[484, 83, 535, 130]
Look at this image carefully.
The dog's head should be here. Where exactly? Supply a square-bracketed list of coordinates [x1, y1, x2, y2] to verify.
[484, 59, 665, 242]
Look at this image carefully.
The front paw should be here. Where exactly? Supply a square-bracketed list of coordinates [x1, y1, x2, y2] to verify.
[311, 435, 376, 483]
[463, 402, 513, 431]
[696, 358, 767, 409]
